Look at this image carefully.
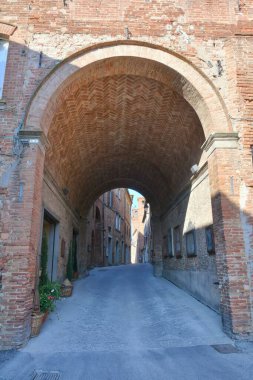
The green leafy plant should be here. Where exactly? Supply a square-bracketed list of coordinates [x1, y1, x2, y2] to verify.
[40, 232, 49, 286]
[40, 282, 61, 299]
[39, 291, 55, 313]
[66, 241, 73, 281]
[39, 282, 61, 313]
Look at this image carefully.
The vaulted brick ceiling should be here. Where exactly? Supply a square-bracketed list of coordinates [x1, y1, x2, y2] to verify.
[45, 57, 205, 215]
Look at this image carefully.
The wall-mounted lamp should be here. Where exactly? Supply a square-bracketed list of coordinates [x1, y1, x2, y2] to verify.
[190, 164, 199, 175]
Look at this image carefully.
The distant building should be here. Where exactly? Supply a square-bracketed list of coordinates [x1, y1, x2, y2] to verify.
[86, 189, 132, 267]
[131, 196, 150, 264]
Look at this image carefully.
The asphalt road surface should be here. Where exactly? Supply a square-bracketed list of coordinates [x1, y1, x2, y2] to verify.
[1, 264, 253, 379]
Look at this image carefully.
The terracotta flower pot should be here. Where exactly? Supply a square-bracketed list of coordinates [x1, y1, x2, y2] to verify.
[60, 284, 73, 297]
[31, 312, 45, 337]
[42, 310, 49, 324]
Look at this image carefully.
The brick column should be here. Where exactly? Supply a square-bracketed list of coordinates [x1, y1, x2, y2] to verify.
[0, 131, 46, 349]
[78, 216, 89, 275]
[204, 132, 253, 337]
[151, 216, 163, 277]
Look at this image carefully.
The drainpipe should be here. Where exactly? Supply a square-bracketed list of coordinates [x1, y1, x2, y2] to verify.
[124, 190, 126, 263]
[102, 193, 105, 266]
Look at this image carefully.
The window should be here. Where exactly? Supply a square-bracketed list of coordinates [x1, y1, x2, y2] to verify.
[167, 228, 174, 257]
[174, 226, 181, 258]
[0, 40, 9, 98]
[186, 230, 197, 257]
[205, 225, 215, 255]
[115, 213, 121, 231]
[117, 188, 121, 199]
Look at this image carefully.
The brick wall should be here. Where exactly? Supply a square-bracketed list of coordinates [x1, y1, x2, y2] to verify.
[162, 168, 220, 311]
[43, 171, 80, 281]
[1, 1, 253, 347]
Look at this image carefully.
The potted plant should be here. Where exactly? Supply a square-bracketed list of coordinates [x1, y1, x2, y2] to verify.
[60, 278, 73, 297]
[31, 231, 62, 337]
[39, 281, 61, 320]
[31, 281, 61, 337]
[31, 311, 45, 337]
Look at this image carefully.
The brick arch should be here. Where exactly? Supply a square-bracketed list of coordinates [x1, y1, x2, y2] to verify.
[24, 41, 231, 138]
[83, 177, 160, 216]
[44, 71, 204, 215]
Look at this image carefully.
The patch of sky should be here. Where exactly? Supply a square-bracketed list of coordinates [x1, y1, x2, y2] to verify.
[128, 189, 143, 208]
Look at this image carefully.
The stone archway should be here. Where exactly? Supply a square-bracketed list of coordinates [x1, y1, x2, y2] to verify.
[2, 41, 252, 349]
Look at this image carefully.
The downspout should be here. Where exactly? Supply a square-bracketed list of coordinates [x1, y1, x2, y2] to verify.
[102, 193, 105, 266]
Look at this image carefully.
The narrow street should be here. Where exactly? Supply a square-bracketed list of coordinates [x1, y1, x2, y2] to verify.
[1, 264, 253, 380]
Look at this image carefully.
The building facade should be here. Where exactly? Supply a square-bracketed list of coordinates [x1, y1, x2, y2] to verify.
[0, 1, 253, 348]
[131, 196, 152, 264]
[131, 196, 145, 264]
[86, 188, 132, 268]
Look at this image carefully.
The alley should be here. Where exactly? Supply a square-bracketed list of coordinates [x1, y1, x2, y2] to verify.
[1, 264, 253, 380]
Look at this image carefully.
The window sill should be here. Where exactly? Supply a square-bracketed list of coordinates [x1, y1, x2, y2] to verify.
[0, 99, 6, 110]
[187, 253, 197, 258]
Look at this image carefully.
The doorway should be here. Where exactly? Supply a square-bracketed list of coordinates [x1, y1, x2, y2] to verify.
[42, 210, 59, 282]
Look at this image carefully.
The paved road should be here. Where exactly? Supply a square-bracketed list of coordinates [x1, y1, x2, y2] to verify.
[1, 264, 253, 379]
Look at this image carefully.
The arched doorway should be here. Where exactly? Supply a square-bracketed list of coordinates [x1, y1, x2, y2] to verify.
[3, 41, 252, 348]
